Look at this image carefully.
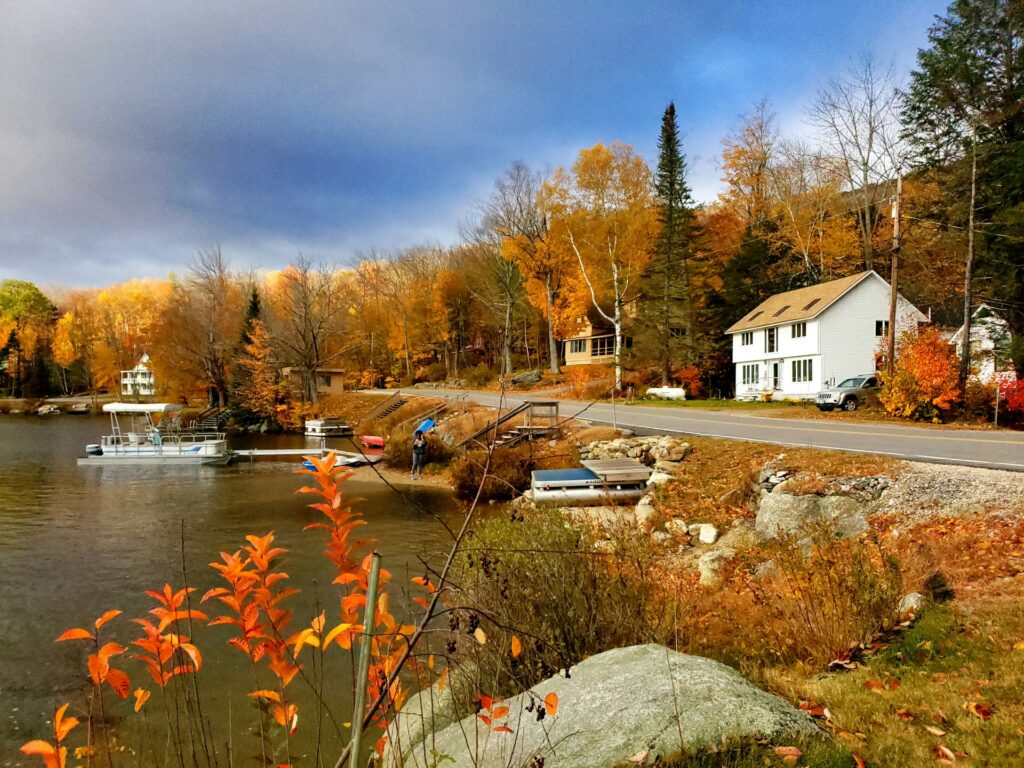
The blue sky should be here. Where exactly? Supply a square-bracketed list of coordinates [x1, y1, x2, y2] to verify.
[0, 0, 947, 287]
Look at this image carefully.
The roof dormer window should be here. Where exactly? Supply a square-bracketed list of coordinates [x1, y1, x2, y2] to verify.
[803, 298, 820, 311]
[772, 304, 791, 317]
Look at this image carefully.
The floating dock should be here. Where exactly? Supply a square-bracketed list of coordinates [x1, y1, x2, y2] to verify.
[229, 447, 383, 466]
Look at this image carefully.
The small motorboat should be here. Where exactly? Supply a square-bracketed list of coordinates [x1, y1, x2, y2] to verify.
[305, 418, 353, 438]
[301, 449, 382, 471]
[37, 404, 60, 416]
[67, 403, 91, 414]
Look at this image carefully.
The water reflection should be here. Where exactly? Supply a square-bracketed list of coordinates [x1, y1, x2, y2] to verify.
[0, 416, 454, 763]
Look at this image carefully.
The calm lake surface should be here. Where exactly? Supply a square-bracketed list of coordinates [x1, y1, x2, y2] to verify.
[0, 415, 455, 766]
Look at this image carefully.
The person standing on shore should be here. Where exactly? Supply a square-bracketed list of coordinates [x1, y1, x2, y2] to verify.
[411, 430, 426, 479]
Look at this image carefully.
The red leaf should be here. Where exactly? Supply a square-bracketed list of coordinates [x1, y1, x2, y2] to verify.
[544, 692, 559, 717]
[105, 669, 131, 699]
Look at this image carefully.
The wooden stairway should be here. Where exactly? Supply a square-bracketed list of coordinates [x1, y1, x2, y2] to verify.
[190, 407, 230, 431]
[360, 391, 408, 423]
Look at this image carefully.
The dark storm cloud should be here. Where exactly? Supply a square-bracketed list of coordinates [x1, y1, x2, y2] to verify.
[0, 0, 944, 286]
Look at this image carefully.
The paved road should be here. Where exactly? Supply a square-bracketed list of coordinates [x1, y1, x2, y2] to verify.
[394, 388, 1024, 472]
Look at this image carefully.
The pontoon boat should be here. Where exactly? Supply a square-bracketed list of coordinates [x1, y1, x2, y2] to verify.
[78, 403, 230, 466]
[304, 417, 353, 438]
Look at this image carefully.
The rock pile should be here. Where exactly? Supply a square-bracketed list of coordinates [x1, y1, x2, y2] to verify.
[579, 436, 692, 469]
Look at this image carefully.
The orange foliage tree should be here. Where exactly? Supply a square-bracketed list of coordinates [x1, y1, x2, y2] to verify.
[543, 142, 659, 388]
[879, 326, 961, 420]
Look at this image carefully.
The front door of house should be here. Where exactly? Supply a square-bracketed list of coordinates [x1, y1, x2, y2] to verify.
[771, 362, 781, 390]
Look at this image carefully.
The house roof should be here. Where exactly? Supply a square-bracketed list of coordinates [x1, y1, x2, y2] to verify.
[725, 271, 876, 334]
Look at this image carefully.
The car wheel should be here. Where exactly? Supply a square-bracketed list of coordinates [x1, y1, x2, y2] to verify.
[842, 397, 858, 412]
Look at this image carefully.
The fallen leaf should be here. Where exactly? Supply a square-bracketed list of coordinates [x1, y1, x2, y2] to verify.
[923, 725, 946, 737]
[853, 755, 866, 768]
[627, 750, 648, 764]
[933, 744, 956, 764]
[544, 692, 558, 717]
[896, 708, 914, 721]
[964, 701, 992, 721]
[863, 678, 885, 692]
[473, 627, 487, 645]
[511, 635, 522, 659]
[1013, 641, 1024, 651]
[774, 745, 801, 764]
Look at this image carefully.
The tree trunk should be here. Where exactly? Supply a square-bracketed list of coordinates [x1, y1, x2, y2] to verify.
[545, 272, 560, 374]
[613, 299, 623, 390]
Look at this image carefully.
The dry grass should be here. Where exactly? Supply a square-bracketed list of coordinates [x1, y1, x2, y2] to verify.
[765, 586, 1024, 767]
[656, 436, 902, 530]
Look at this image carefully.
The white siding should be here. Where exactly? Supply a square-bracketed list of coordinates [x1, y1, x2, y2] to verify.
[730, 272, 925, 399]
[817, 274, 924, 387]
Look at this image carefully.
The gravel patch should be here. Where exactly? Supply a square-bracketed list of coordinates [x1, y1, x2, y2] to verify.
[880, 462, 1024, 516]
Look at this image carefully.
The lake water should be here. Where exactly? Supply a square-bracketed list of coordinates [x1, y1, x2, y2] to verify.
[0, 415, 455, 766]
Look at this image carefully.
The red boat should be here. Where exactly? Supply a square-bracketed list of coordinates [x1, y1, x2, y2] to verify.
[360, 435, 386, 449]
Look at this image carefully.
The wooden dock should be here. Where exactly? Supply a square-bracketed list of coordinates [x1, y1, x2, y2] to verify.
[230, 448, 383, 465]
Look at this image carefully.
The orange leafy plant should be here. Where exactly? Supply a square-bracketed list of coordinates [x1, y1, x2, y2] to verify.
[20, 704, 78, 768]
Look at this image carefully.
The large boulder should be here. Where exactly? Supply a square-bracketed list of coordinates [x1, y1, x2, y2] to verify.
[511, 369, 543, 385]
[755, 492, 869, 540]
[385, 644, 815, 768]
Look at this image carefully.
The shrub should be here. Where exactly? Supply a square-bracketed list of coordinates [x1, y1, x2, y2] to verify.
[461, 364, 494, 388]
[449, 446, 534, 502]
[878, 327, 960, 420]
[672, 365, 704, 398]
[962, 378, 996, 420]
[416, 362, 447, 383]
[745, 524, 903, 667]
[999, 377, 1024, 413]
[562, 364, 613, 397]
[385, 424, 453, 471]
[447, 506, 668, 696]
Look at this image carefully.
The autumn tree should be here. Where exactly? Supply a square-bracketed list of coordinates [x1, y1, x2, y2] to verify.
[636, 102, 699, 384]
[235, 319, 280, 420]
[268, 257, 349, 403]
[879, 325, 961, 420]
[544, 142, 659, 388]
[0, 280, 57, 396]
[809, 57, 906, 269]
[766, 141, 860, 281]
[489, 162, 568, 374]
[902, 0, 1024, 378]
[721, 101, 779, 229]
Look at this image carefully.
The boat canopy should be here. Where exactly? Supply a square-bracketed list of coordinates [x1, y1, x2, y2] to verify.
[102, 403, 183, 414]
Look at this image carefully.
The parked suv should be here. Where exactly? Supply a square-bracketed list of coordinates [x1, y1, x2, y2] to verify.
[815, 374, 879, 412]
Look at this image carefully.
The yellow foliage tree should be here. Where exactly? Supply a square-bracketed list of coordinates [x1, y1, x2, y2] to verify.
[543, 141, 659, 387]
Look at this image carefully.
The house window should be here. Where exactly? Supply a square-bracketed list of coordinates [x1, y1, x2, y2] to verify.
[591, 336, 614, 356]
[765, 327, 777, 353]
[741, 331, 753, 346]
[792, 358, 813, 383]
[568, 339, 587, 354]
[741, 364, 759, 386]
[318, 374, 332, 388]
[791, 322, 807, 338]
[875, 320, 890, 337]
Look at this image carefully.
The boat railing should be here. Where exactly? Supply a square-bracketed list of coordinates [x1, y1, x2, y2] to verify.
[101, 432, 226, 451]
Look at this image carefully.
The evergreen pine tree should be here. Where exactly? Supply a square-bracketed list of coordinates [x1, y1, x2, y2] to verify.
[636, 103, 698, 385]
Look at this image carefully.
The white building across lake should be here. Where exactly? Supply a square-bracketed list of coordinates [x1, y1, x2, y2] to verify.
[726, 271, 926, 400]
[120, 353, 156, 397]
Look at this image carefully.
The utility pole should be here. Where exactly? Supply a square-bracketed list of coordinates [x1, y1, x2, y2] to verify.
[887, 174, 902, 378]
[959, 125, 978, 392]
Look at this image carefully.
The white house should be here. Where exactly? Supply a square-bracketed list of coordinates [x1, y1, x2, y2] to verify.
[726, 271, 926, 400]
[120, 353, 156, 397]
[950, 304, 1013, 383]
